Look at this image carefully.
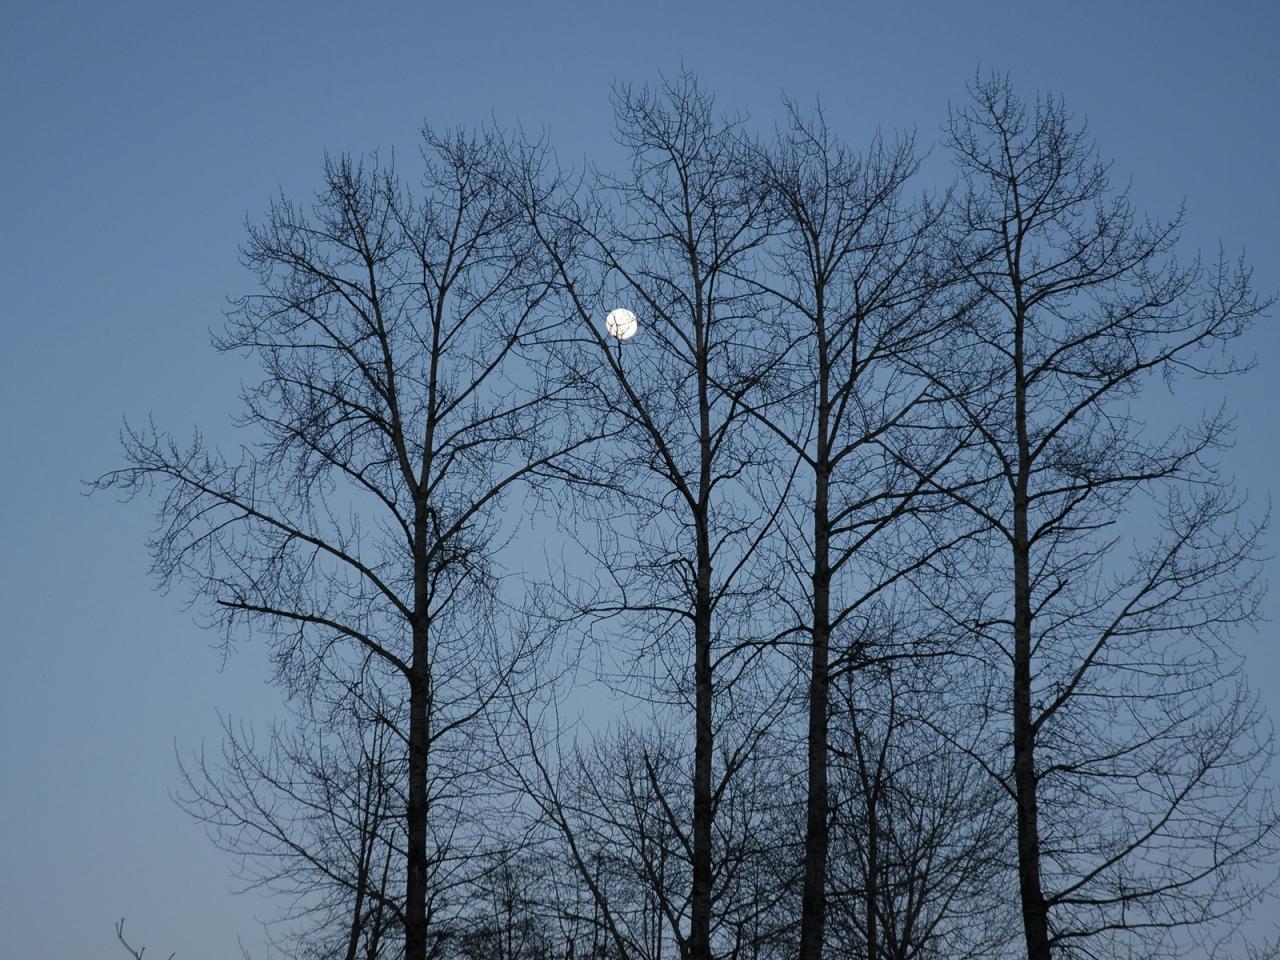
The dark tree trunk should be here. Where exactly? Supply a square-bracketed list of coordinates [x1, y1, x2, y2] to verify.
[690, 544, 714, 960]
[799, 339, 832, 960]
[343, 773, 375, 960]
[689, 308, 715, 960]
[1012, 529, 1050, 960]
[1012, 307, 1051, 960]
[799, 550, 831, 960]
[405, 666, 429, 960]
[864, 792, 879, 960]
[406, 511, 431, 960]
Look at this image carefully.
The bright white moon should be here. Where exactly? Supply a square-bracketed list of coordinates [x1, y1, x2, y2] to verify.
[605, 308, 638, 341]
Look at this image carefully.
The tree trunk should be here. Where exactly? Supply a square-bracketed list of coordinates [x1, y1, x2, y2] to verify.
[1012, 532, 1050, 959]
[405, 656, 429, 960]
[343, 776, 375, 960]
[406, 511, 431, 960]
[1012, 307, 1051, 960]
[689, 307, 714, 960]
[690, 522, 714, 960]
[799, 388, 832, 960]
[865, 792, 879, 960]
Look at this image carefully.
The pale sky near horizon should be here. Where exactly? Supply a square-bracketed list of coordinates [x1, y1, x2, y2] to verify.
[2, 2, 1278, 957]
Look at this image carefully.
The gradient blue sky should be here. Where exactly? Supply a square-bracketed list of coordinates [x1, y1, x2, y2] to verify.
[2, 2, 1277, 957]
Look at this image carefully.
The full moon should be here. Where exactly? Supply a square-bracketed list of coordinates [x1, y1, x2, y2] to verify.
[605, 308, 638, 341]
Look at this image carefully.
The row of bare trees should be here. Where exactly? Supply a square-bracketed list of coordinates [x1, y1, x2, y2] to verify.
[101, 73, 1278, 960]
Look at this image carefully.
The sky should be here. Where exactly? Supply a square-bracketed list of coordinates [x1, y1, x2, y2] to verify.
[1, 2, 1277, 957]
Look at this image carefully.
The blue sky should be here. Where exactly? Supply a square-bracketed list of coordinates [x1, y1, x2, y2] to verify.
[1, 2, 1277, 957]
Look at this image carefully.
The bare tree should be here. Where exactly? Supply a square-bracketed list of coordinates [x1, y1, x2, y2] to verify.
[740, 104, 976, 960]
[825, 656, 1011, 960]
[98, 129, 581, 960]
[176, 691, 402, 960]
[502, 74, 786, 960]
[915, 74, 1278, 959]
[101, 72, 1280, 960]
[505, 694, 798, 960]
[448, 857, 556, 960]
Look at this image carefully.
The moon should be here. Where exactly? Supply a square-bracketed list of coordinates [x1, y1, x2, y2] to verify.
[605, 308, 638, 341]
